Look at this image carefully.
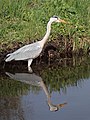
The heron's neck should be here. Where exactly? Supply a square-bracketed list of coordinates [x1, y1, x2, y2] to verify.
[40, 21, 52, 48]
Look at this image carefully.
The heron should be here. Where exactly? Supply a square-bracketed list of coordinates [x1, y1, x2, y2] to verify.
[5, 16, 66, 71]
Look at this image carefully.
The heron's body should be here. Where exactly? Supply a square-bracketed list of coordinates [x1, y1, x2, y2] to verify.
[6, 41, 42, 61]
[5, 16, 66, 71]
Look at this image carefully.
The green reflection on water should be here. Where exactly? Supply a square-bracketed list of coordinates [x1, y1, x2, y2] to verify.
[41, 56, 90, 92]
[0, 74, 40, 97]
[0, 56, 90, 96]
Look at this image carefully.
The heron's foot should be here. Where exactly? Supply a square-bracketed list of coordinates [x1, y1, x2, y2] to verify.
[28, 66, 33, 73]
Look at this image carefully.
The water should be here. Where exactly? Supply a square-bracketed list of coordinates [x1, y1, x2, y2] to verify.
[0, 56, 90, 120]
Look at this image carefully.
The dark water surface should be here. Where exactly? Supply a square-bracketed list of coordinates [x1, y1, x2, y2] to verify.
[0, 56, 90, 120]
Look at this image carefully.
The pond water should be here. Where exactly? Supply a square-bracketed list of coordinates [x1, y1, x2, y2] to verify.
[0, 56, 90, 120]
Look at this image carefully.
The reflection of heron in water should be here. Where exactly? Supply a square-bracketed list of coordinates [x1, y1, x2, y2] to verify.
[6, 72, 67, 112]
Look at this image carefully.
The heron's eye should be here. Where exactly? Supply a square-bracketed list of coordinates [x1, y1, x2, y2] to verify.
[53, 16, 58, 19]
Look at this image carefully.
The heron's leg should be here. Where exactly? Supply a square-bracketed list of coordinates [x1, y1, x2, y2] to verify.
[28, 67, 33, 73]
[28, 59, 33, 72]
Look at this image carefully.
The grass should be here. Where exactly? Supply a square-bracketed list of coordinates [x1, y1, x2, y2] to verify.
[0, 0, 90, 51]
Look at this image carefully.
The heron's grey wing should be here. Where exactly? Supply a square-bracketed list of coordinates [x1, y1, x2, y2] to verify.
[6, 44, 33, 57]
[6, 72, 42, 86]
[9, 42, 42, 60]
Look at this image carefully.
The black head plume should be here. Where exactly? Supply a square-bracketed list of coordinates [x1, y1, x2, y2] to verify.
[52, 15, 59, 19]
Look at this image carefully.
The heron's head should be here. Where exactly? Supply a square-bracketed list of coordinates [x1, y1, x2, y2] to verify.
[50, 16, 67, 23]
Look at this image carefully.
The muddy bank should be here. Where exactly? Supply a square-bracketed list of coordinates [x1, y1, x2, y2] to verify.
[0, 37, 90, 67]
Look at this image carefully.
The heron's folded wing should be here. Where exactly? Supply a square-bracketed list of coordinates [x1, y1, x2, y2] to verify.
[13, 42, 42, 60]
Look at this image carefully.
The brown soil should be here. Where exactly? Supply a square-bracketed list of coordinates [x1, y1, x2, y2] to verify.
[0, 36, 90, 68]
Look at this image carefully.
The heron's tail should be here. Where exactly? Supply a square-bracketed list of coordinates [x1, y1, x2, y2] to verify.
[5, 54, 15, 62]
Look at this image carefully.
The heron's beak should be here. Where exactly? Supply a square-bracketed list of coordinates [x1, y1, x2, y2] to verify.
[59, 19, 67, 23]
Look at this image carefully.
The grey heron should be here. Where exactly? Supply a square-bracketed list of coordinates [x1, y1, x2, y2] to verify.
[5, 16, 66, 71]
